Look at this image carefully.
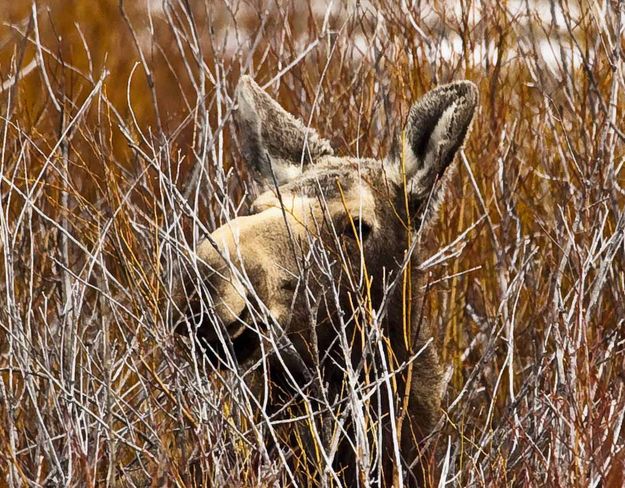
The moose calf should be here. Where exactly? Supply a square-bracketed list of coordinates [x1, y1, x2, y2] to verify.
[173, 76, 477, 486]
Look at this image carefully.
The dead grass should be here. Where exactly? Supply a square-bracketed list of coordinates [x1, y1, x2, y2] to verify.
[1, 0, 624, 486]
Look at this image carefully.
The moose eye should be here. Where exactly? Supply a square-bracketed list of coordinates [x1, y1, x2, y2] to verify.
[342, 218, 372, 241]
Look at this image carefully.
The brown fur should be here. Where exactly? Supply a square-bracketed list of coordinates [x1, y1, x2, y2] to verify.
[173, 76, 477, 486]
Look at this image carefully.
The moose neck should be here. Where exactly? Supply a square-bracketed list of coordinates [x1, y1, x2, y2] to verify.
[378, 247, 432, 366]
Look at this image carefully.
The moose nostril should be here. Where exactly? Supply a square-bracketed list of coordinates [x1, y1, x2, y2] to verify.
[230, 305, 250, 329]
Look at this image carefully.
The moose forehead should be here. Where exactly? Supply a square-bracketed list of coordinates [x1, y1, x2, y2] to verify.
[251, 157, 388, 215]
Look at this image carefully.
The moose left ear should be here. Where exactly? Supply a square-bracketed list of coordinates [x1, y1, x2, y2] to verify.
[235, 76, 334, 186]
[397, 81, 478, 201]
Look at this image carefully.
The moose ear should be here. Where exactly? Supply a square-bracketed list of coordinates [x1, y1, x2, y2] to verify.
[397, 81, 477, 205]
[235, 76, 334, 186]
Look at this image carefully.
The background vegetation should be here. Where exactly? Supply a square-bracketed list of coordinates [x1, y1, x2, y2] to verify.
[1, 0, 624, 486]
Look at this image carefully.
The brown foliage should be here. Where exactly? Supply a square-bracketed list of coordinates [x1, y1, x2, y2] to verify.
[0, 0, 624, 486]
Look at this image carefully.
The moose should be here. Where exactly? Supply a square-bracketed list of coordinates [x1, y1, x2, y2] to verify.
[172, 76, 477, 486]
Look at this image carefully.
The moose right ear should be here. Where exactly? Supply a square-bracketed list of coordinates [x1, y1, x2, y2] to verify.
[400, 81, 477, 193]
[235, 76, 334, 186]
[392, 81, 477, 226]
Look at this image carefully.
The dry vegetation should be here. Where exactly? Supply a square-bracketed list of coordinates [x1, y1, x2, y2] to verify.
[1, 0, 624, 486]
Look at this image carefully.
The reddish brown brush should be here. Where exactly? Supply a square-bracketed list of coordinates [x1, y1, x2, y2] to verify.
[0, 1, 623, 486]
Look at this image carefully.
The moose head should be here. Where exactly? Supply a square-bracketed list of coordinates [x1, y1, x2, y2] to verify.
[172, 76, 477, 485]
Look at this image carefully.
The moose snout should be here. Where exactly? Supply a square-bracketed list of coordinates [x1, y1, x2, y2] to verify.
[184, 209, 298, 350]
[195, 237, 249, 342]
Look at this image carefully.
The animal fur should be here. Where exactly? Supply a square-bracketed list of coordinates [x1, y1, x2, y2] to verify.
[173, 75, 478, 486]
